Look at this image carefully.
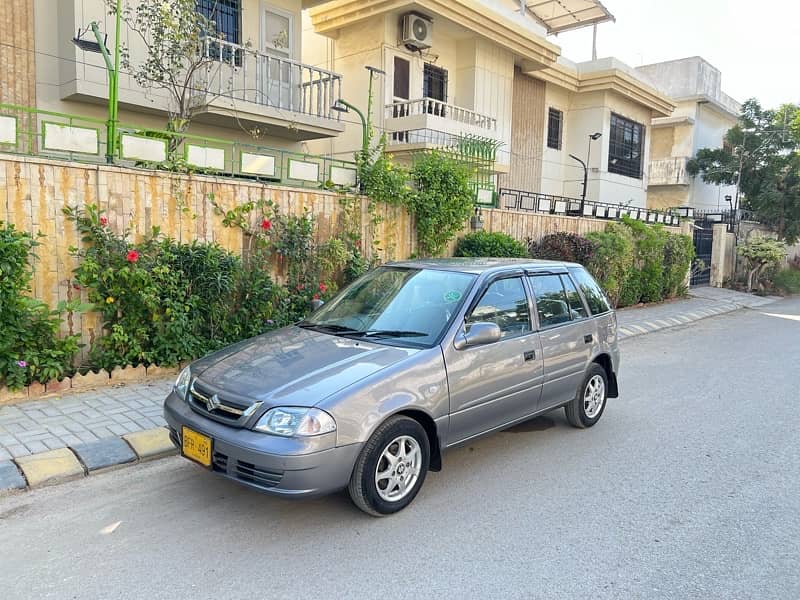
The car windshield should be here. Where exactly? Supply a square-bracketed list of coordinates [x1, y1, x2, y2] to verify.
[300, 267, 476, 347]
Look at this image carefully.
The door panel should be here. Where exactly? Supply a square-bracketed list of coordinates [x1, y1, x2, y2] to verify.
[445, 277, 543, 444]
[529, 274, 592, 409]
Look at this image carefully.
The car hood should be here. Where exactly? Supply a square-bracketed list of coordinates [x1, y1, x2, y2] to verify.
[191, 326, 420, 407]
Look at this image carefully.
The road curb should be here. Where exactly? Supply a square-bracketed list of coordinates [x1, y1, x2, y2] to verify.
[0, 427, 178, 495]
[617, 302, 741, 340]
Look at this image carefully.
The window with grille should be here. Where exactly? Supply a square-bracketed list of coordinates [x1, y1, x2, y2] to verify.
[547, 108, 563, 150]
[423, 64, 448, 102]
[197, 0, 241, 64]
[608, 113, 645, 179]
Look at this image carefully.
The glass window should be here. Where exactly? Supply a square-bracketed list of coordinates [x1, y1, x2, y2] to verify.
[547, 108, 563, 150]
[423, 64, 448, 103]
[608, 113, 645, 179]
[264, 10, 291, 57]
[197, 0, 241, 44]
[304, 267, 475, 347]
[568, 268, 612, 314]
[466, 278, 531, 339]
[530, 275, 572, 328]
[560, 275, 588, 319]
[393, 57, 410, 100]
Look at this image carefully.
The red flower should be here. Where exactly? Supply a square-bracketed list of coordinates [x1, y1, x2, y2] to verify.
[313, 293, 320, 300]
[355, 239, 361, 248]
[296, 284, 304, 291]
[126, 249, 140, 263]
[260, 218, 272, 231]
[99, 216, 108, 226]
[319, 282, 327, 293]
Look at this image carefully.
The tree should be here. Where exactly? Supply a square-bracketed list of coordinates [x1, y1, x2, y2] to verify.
[107, 0, 220, 137]
[737, 235, 786, 292]
[687, 99, 800, 243]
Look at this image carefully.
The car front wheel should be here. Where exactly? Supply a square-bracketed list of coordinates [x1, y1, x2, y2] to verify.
[565, 363, 608, 428]
[348, 415, 430, 516]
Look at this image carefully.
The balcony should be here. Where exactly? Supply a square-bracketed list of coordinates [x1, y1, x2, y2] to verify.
[649, 157, 690, 186]
[191, 38, 345, 141]
[385, 98, 499, 145]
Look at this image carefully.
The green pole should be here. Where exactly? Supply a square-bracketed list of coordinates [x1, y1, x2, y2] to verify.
[338, 99, 368, 161]
[90, 0, 121, 164]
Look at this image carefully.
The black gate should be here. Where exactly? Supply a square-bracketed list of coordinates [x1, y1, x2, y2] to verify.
[690, 219, 714, 286]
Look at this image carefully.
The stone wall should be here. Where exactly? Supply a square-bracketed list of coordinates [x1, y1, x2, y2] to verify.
[1, 154, 682, 349]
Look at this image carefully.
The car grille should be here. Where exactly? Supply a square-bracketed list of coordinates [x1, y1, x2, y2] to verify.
[235, 460, 283, 488]
[210, 450, 283, 489]
[189, 380, 252, 423]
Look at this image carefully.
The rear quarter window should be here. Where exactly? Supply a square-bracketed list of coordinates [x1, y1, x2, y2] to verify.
[568, 267, 612, 315]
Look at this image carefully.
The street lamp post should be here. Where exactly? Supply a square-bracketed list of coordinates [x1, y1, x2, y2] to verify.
[569, 132, 602, 203]
[73, 0, 121, 164]
[331, 99, 368, 160]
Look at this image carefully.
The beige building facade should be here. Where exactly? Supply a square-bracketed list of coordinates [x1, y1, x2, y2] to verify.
[637, 57, 740, 211]
[8, 0, 347, 166]
[304, 0, 674, 207]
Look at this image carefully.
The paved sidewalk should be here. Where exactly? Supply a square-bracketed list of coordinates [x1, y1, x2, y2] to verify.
[0, 287, 780, 491]
[616, 287, 777, 340]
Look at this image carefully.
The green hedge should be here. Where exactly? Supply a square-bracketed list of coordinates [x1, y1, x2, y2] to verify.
[454, 231, 528, 258]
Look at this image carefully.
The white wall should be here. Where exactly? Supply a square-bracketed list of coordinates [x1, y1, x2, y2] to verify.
[689, 102, 737, 210]
[540, 84, 653, 207]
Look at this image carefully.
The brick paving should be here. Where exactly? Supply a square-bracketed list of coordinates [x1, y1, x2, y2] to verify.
[0, 380, 172, 460]
[0, 288, 779, 462]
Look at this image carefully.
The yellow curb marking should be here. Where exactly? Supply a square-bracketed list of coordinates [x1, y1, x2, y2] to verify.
[123, 427, 177, 460]
[15, 448, 84, 488]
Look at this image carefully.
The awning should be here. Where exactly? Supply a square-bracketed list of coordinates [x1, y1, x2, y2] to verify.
[524, 0, 615, 34]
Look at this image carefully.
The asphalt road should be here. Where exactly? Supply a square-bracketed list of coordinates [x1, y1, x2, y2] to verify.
[2, 297, 799, 600]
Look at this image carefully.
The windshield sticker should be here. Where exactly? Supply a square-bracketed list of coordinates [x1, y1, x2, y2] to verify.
[444, 290, 462, 303]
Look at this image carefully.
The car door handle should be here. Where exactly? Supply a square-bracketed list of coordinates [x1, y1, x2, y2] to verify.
[524, 350, 536, 361]
[584, 334, 593, 344]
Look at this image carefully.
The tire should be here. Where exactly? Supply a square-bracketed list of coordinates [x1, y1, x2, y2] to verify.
[348, 415, 430, 517]
[565, 363, 608, 429]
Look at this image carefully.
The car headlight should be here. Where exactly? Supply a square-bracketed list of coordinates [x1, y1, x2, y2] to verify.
[254, 407, 336, 437]
[174, 366, 192, 401]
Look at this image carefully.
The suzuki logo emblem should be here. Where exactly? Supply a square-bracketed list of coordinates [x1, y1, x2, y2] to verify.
[204, 394, 221, 411]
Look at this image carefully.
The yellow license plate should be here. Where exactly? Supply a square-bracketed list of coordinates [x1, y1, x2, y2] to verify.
[182, 426, 212, 467]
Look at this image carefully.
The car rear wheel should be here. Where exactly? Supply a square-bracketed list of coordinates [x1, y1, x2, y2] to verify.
[348, 416, 430, 516]
[565, 363, 608, 429]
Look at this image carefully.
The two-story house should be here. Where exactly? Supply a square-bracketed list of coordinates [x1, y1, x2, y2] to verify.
[303, 0, 675, 207]
[2, 0, 350, 182]
[636, 57, 741, 212]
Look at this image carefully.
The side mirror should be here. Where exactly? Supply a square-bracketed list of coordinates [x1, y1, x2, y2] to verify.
[310, 298, 325, 312]
[453, 322, 502, 350]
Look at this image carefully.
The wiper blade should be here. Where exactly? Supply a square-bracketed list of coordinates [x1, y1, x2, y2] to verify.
[351, 329, 428, 338]
[297, 321, 360, 334]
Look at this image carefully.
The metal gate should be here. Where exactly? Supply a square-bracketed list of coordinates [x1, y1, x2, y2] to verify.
[690, 219, 714, 286]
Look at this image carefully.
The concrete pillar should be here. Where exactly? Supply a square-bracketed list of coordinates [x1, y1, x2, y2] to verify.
[710, 223, 735, 288]
[0, 0, 37, 151]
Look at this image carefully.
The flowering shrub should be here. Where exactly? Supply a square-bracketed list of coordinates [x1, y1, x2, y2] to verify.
[65, 205, 289, 370]
[0, 222, 84, 389]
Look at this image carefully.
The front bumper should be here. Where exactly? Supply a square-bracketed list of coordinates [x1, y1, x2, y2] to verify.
[163, 391, 362, 498]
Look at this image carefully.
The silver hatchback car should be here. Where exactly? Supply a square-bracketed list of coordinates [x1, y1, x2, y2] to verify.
[164, 259, 620, 516]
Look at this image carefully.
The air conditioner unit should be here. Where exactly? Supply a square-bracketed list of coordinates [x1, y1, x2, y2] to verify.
[401, 13, 433, 50]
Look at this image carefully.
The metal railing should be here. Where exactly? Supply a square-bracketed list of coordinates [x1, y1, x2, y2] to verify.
[385, 98, 497, 132]
[198, 37, 343, 120]
[0, 103, 358, 189]
[499, 187, 682, 226]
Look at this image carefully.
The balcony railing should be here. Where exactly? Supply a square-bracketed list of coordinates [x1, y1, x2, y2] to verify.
[385, 98, 497, 132]
[198, 37, 343, 121]
[649, 157, 690, 186]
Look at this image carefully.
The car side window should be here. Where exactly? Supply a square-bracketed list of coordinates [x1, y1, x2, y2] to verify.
[529, 274, 573, 328]
[465, 277, 531, 339]
[560, 274, 588, 319]
[568, 267, 612, 315]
